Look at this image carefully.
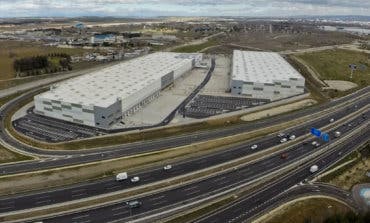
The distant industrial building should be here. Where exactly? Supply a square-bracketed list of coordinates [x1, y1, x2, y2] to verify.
[230, 50, 305, 100]
[34, 52, 203, 129]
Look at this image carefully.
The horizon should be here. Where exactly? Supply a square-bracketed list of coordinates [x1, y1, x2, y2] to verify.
[0, 0, 369, 18]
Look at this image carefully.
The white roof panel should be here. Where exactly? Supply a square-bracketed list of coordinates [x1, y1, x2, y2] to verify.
[232, 50, 304, 84]
[37, 52, 199, 108]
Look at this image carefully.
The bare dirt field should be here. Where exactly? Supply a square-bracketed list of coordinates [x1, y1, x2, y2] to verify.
[240, 99, 317, 122]
[324, 80, 358, 92]
[204, 31, 357, 54]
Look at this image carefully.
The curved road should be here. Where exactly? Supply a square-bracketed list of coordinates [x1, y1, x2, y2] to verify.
[0, 87, 369, 176]
[15, 109, 369, 223]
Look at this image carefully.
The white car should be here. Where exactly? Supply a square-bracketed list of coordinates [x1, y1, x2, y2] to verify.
[280, 138, 288, 143]
[289, 135, 296, 140]
[250, 144, 258, 150]
[312, 141, 320, 147]
[163, 165, 172, 170]
[329, 118, 335, 123]
[131, 176, 140, 183]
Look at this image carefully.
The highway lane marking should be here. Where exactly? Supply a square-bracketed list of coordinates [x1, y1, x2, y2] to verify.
[35, 195, 50, 200]
[112, 206, 127, 211]
[0, 201, 14, 205]
[113, 210, 129, 216]
[72, 193, 87, 198]
[212, 176, 226, 183]
[72, 214, 90, 220]
[216, 180, 229, 186]
[186, 189, 201, 196]
[73, 220, 91, 223]
[35, 199, 51, 205]
[183, 185, 198, 192]
[149, 195, 165, 201]
[71, 188, 87, 194]
[106, 185, 121, 190]
[152, 200, 167, 207]
[0, 206, 14, 210]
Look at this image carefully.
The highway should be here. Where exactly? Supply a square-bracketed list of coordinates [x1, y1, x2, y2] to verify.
[0, 87, 369, 176]
[22, 109, 369, 223]
[223, 183, 358, 223]
[196, 126, 369, 223]
[0, 96, 368, 214]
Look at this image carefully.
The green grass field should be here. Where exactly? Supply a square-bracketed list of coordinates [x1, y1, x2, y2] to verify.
[0, 40, 90, 80]
[296, 49, 370, 87]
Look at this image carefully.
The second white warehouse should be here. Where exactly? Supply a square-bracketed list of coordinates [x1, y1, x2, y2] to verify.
[230, 50, 305, 100]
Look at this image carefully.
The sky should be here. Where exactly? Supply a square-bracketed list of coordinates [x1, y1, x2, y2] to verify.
[0, 0, 369, 18]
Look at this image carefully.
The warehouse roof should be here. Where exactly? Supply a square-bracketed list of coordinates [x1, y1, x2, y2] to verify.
[232, 50, 304, 84]
[37, 52, 199, 108]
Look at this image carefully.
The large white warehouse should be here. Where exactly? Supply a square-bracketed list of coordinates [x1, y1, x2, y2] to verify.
[230, 50, 305, 100]
[34, 52, 203, 129]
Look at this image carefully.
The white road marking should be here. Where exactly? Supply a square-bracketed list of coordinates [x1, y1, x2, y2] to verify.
[72, 214, 90, 220]
[183, 185, 198, 192]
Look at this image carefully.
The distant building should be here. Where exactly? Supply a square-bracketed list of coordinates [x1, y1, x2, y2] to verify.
[34, 52, 203, 129]
[230, 50, 305, 101]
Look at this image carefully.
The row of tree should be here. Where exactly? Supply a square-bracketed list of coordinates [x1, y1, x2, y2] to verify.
[13, 53, 72, 76]
[13, 56, 49, 73]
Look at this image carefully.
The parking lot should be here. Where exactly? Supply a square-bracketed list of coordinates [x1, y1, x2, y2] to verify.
[13, 109, 106, 142]
[183, 94, 270, 118]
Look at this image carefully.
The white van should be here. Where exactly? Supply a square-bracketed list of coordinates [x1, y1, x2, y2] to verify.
[116, 172, 128, 181]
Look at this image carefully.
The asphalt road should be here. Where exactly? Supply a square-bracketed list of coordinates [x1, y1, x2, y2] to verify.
[0, 87, 369, 176]
[0, 97, 368, 215]
[24, 110, 369, 223]
[195, 125, 369, 223]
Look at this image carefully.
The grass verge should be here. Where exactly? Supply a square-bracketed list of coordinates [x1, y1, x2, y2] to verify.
[0, 116, 305, 196]
[320, 143, 370, 190]
[261, 197, 352, 223]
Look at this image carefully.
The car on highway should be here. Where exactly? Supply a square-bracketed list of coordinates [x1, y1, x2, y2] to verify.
[310, 165, 319, 173]
[163, 165, 172, 170]
[334, 131, 341, 138]
[277, 133, 285, 138]
[311, 141, 320, 147]
[329, 118, 335, 123]
[131, 176, 140, 183]
[250, 144, 258, 150]
[280, 138, 287, 143]
[127, 200, 142, 208]
[289, 135, 296, 140]
[116, 172, 128, 181]
[280, 153, 288, 159]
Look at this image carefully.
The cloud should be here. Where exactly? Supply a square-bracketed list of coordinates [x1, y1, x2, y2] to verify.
[0, 0, 369, 17]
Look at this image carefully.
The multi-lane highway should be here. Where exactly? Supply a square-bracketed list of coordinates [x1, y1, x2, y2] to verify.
[196, 125, 369, 223]
[22, 108, 369, 223]
[0, 95, 368, 216]
[0, 87, 369, 177]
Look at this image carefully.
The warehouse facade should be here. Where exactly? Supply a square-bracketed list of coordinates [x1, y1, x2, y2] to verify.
[230, 50, 305, 101]
[34, 52, 203, 129]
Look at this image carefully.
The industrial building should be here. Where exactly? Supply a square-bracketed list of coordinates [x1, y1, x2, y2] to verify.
[230, 50, 305, 100]
[34, 52, 203, 129]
